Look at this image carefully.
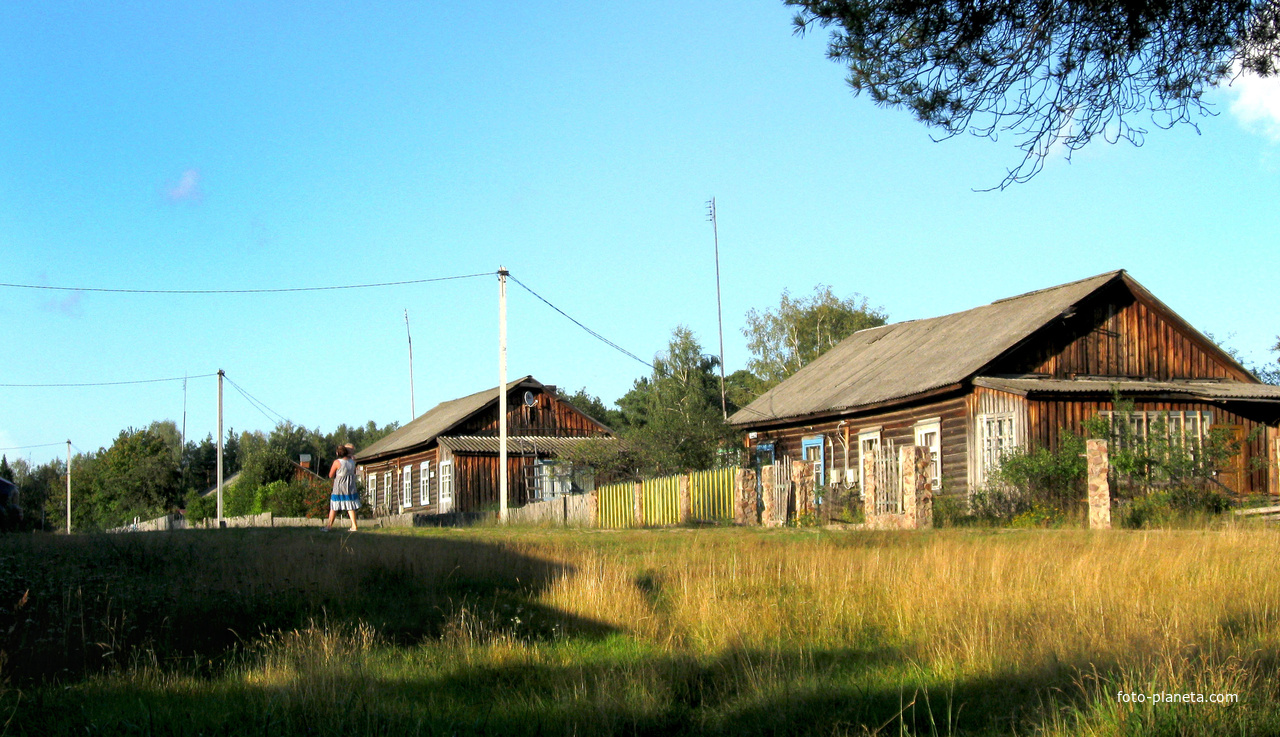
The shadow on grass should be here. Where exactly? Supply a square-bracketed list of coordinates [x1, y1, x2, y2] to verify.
[0, 529, 610, 684]
[8, 645, 1127, 736]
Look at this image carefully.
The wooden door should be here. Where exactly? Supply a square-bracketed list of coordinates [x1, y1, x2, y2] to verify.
[1214, 425, 1246, 494]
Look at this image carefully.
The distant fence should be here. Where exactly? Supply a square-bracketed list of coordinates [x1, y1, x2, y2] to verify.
[595, 468, 739, 529]
[507, 494, 595, 527]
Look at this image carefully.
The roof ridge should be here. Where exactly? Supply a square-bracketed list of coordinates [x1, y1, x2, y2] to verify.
[989, 269, 1123, 305]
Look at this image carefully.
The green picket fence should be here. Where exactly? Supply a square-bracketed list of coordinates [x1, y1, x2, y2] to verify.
[642, 476, 681, 526]
[595, 468, 739, 529]
[690, 467, 735, 521]
[597, 482, 636, 529]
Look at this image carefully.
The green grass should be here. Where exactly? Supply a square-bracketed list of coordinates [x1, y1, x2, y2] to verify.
[3, 526, 1279, 735]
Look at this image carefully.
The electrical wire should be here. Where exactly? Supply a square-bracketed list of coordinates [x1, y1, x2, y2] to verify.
[222, 374, 290, 427]
[0, 372, 218, 388]
[0, 271, 494, 295]
[507, 274, 653, 369]
[0, 441, 65, 451]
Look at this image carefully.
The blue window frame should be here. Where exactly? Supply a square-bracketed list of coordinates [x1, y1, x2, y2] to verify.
[802, 436, 825, 486]
[755, 441, 775, 467]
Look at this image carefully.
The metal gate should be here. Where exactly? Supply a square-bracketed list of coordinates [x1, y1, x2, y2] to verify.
[873, 440, 902, 516]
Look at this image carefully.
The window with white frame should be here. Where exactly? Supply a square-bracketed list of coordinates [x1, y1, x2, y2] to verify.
[978, 413, 1018, 480]
[857, 429, 881, 491]
[383, 471, 392, 509]
[419, 461, 431, 506]
[1096, 410, 1213, 452]
[366, 472, 377, 506]
[439, 461, 453, 512]
[402, 466, 413, 508]
[914, 420, 942, 491]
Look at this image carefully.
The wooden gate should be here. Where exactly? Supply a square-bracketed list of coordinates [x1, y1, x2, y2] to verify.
[873, 440, 901, 516]
[762, 457, 792, 526]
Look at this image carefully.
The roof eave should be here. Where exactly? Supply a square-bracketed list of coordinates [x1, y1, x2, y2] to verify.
[731, 382, 966, 430]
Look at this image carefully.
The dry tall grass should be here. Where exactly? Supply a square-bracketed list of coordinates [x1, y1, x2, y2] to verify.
[5, 526, 1279, 735]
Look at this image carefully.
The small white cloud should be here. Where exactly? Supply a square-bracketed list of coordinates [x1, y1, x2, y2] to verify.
[166, 168, 204, 203]
[41, 292, 83, 317]
[1224, 69, 1280, 141]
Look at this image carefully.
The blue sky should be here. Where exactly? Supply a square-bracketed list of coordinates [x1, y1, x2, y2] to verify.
[3, 1, 1278, 465]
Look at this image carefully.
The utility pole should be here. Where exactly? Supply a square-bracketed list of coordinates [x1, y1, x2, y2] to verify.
[217, 369, 224, 526]
[707, 197, 728, 419]
[181, 373, 188, 491]
[405, 309, 416, 419]
[65, 439, 71, 534]
[498, 267, 509, 523]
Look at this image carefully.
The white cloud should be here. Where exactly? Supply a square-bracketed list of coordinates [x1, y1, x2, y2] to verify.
[1224, 69, 1280, 141]
[165, 168, 204, 203]
[41, 292, 83, 317]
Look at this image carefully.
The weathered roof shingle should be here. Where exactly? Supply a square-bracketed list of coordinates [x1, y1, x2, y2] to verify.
[730, 271, 1124, 426]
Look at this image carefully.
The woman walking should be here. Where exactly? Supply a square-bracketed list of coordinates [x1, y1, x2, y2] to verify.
[327, 444, 361, 531]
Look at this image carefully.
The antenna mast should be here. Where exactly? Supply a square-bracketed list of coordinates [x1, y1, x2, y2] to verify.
[707, 197, 727, 419]
[405, 309, 416, 418]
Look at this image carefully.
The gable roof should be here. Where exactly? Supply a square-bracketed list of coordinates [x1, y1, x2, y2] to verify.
[730, 270, 1153, 427]
[355, 376, 544, 462]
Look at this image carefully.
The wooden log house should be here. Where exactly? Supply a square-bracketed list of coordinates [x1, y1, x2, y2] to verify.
[729, 271, 1280, 496]
[354, 376, 614, 517]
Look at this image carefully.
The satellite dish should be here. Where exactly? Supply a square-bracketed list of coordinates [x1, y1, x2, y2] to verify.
[523, 390, 536, 407]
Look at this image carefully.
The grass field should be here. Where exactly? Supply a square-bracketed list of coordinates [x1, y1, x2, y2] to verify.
[3, 525, 1279, 735]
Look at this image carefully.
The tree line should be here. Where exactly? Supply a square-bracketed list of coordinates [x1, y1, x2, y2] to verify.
[1, 420, 398, 532]
[7, 285, 1273, 530]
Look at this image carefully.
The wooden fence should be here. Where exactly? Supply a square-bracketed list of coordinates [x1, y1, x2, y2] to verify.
[690, 467, 735, 521]
[642, 476, 681, 525]
[597, 481, 638, 529]
[596, 468, 739, 529]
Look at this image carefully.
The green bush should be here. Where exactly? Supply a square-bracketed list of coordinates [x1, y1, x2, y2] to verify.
[933, 494, 974, 527]
[183, 490, 216, 523]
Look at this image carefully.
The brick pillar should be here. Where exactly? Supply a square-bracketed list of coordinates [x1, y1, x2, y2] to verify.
[792, 460, 815, 519]
[734, 468, 758, 526]
[1087, 438, 1111, 530]
[633, 481, 644, 527]
[761, 465, 782, 527]
[679, 473, 692, 523]
[900, 445, 932, 529]
[862, 451, 877, 522]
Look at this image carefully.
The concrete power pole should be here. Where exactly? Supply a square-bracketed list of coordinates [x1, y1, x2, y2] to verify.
[707, 198, 728, 419]
[217, 369, 224, 526]
[65, 439, 71, 534]
[405, 309, 416, 419]
[498, 267, 509, 524]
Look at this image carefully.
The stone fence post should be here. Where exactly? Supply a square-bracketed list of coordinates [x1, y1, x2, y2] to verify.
[761, 464, 782, 527]
[862, 451, 877, 522]
[679, 474, 692, 523]
[1087, 438, 1111, 530]
[734, 467, 758, 526]
[792, 460, 815, 519]
[900, 445, 933, 529]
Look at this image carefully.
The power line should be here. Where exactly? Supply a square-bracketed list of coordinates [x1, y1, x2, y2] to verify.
[507, 274, 653, 369]
[0, 271, 495, 295]
[222, 374, 290, 427]
[0, 441, 65, 451]
[0, 372, 218, 388]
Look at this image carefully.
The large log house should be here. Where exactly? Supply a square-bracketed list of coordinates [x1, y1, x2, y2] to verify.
[729, 271, 1280, 496]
